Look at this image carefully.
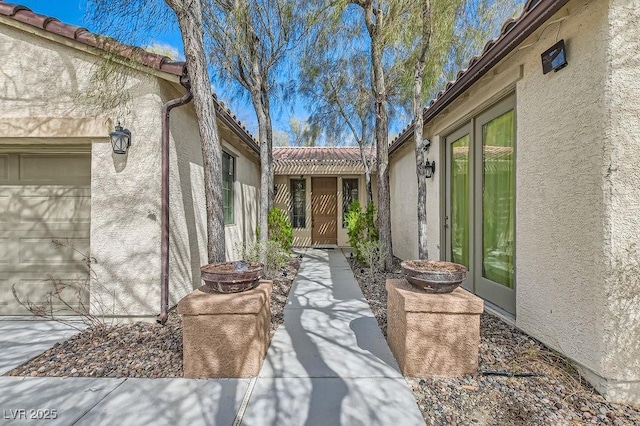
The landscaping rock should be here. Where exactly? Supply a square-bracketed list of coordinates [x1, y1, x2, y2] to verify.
[348, 256, 640, 425]
[6, 257, 300, 379]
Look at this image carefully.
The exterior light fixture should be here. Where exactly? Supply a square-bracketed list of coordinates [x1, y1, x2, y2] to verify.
[110, 122, 131, 154]
[423, 159, 436, 179]
[273, 184, 279, 196]
[541, 39, 568, 74]
[422, 138, 431, 151]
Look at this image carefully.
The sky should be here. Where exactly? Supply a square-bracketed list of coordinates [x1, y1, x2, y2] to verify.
[14, 0, 312, 137]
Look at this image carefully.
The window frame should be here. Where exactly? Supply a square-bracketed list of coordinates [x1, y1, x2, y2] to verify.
[290, 178, 306, 229]
[342, 178, 359, 228]
[222, 150, 235, 225]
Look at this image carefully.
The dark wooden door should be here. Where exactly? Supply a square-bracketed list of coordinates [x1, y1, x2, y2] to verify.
[311, 177, 337, 245]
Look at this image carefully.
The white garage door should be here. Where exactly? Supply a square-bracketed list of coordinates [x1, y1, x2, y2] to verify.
[0, 149, 91, 315]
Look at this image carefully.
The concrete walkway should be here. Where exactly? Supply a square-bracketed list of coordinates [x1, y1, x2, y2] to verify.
[241, 248, 424, 425]
[0, 249, 424, 425]
[0, 320, 84, 376]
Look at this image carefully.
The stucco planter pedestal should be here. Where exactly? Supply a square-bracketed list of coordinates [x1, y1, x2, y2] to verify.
[386, 279, 483, 377]
[177, 280, 272, 378]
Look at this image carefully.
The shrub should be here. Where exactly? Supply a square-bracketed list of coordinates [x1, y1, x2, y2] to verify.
[11, 239, 114, 335]
[240, 240, 290, 279]
[346, 200, 378, 261]
[357, 239, 386, 282]
[268, 207, 293, 252]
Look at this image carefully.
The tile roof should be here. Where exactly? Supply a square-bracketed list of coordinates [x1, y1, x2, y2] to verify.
[0, 1, 184, 76]
[0, 1, 259, 152]
[389, 0, 570, 154]
[273, 147, 366, 165]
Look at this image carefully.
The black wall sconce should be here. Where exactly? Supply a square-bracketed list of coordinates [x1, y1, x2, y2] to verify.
[110, 122, 131, 154]
[423, 159, 436, 179]
[273, 184, 279, 196]
[541, 39, 568, 74]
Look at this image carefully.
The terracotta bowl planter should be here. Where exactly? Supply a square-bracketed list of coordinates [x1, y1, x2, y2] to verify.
[200, 261, 264, 294]
[400, 260, 467, 294]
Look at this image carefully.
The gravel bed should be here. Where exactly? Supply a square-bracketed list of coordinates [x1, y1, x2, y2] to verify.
[349, 258, 640, 425]
[6, 257, 300, 379]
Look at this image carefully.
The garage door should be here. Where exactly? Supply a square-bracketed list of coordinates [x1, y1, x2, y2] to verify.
[0, 149, 91, 315]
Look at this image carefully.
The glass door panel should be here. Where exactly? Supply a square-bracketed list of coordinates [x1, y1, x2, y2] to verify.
[475, 96, 516, 314]
[481, 110, 515, 288]
[451, 135, 470, 269]
[445, 125, 473, 291]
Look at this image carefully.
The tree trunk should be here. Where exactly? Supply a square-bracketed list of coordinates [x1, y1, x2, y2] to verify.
[366, 6, 394, 271]
[414, 79, 428, 259]
[251, 90, 270, 262]
[263, 87, 275, 211]
[357, 140, 373, 205]
[165, 0, 225, 263]
[414, 0, 432, 260]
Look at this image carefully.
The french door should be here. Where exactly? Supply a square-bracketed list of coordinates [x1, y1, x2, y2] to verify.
[445, 96, 516, 314]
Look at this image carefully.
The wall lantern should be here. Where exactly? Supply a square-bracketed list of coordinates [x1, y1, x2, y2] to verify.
[541, 39, 568, 75]
[110, 122, 131, 154]
[423, 159, 436, 179]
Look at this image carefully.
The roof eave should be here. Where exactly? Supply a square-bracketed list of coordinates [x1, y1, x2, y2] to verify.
[389, 0, 571, 155]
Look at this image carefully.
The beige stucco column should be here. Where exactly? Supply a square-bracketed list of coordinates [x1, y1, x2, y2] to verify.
[177, 281, 272, 378]
[386, 279, 484, 377]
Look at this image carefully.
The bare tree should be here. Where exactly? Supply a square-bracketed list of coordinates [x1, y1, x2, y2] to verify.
[288, 117, 321, 147]
[335, 0, 420, 270]
[412, 0, 433, 259]
[399, 0, 522, 259]
[165, 0, 225, 263]
[203, 1, 318, 260]
[334, 0, 522, 266]
[300, 48, 376, 203]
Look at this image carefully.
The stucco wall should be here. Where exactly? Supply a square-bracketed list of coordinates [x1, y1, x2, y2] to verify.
[389, 141, 441, 261]
[274, 172, 376, 247]
[0, 20, 260, 319]
[514, 0, 608, 376]
[0, 21, 165, 318]
[389, 143, 418, 260]
[220, 131, 260, 261]
[389, 0, 640, 401]
[162, 95, 260, 309]
[598, 0, 640, 402]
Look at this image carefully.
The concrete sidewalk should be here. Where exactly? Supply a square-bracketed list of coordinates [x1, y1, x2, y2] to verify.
[0, 320, 84, 376]
[241, 248, 424, 425]
[0, 249, 424, 425]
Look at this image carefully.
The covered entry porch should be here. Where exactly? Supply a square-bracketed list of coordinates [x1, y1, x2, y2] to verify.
[273, 147, 377, 247]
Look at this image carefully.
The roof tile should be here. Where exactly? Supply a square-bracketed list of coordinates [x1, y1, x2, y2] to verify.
[389, 0, 569, 153]
[273, 147, 367, 164]
[0, 1, 182, 76]
[0, 1, 259, 150]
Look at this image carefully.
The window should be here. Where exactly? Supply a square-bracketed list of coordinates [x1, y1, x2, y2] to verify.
[342, 178, 359, 227]
[222, 151, 234, 224]
[290, 179, 306, 228]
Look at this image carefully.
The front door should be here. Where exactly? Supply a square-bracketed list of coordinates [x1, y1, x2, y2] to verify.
[311, 177, 337, 245]
[445, 95, 516, 314]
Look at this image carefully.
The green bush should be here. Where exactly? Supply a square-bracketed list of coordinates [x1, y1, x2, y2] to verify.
[346, 200, 378, 262]
[268, 207, 293, 252]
